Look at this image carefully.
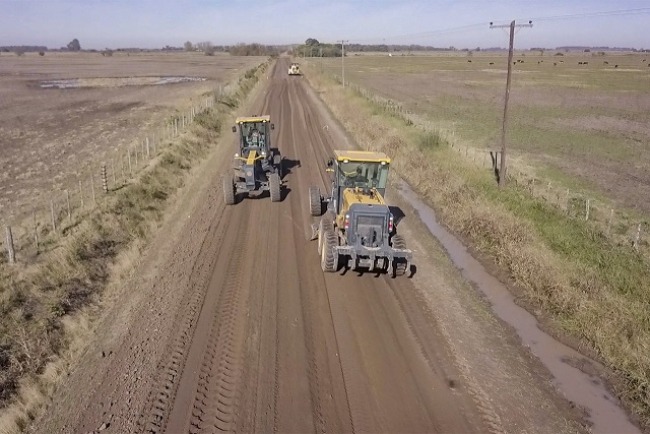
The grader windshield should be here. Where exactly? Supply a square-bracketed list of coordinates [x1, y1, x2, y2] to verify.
[338, 160, 389, 189]
[239, 122, 269, 150]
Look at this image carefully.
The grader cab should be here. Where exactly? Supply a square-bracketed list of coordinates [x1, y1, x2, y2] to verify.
[222, 115, 283, 204]
[308, 150, 411, 277]
[288, 63, 301, 75]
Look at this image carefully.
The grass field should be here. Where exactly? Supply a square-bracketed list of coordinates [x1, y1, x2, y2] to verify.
[302, 53, 650, 430]
[316, 51, 650, 216]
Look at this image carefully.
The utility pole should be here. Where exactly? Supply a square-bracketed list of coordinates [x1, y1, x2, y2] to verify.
[338, 40, 349, 87]
[490, 20, 532, 188]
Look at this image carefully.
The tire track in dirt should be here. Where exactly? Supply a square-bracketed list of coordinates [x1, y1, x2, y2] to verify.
[187, 208, 251, 433]
[287, 65, 488, 433]
[141, 199, 244, 434]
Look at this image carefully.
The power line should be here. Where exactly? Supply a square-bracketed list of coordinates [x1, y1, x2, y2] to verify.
[347, 7, 650, 45]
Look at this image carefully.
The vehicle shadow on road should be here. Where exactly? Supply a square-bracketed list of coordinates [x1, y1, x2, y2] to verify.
[339, 263, 417, 279]
[389, 205, 406, 226]
[280, 157, 301, 180]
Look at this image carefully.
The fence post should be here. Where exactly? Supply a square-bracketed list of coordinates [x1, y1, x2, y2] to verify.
[633, 223, 642, 250]
[33, 212, 39, 249]
[5, 226, 15, 264]
[146, 137, 150, 158]
[50, 200, 57, 232]
[134, 145, 139, 167]
[78, 179, 84, 209]
[127, 149, 133, 175]
[101, 163, 108, 194]
[111, 159, 117, 185]
[65, 189, 72, 220]
[585, 199, 591, 221]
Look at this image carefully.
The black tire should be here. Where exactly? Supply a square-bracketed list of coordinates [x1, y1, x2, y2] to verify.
[269, 173, 281, 202]
[317, 212, 334, 255]
[321, 229, 338, 272]
[391, 234, 408, 277]
[309, 186, 321, 216]
[222, 175, 235, 205]
[273, 154, 283, 178]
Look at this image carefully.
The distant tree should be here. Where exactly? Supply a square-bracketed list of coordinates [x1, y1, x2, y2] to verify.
[101, 49, 113, 57]
[38, 51, 45, 56]
[204, 45, 215, 56]
[184, 41, 193, 51]
[67, 38, 81, 51]
[305, 38, 319, 46]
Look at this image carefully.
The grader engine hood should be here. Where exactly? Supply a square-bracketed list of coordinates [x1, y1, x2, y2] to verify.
[338, 189, 391, 248]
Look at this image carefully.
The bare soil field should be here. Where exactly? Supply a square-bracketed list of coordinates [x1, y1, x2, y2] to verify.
[317, 51, 650, 215]
[0, 51, 265, 224]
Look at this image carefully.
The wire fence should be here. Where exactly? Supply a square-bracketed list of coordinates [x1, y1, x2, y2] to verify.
[1, 89, 227, 265]
[314, 64, 649, 257]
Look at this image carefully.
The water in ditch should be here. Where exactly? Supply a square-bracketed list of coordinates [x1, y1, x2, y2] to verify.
[396, 180, 639, 434]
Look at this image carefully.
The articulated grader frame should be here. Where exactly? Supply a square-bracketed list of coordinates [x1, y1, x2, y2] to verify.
[222, 115, 283, 204]
[309, 150, 412, 277]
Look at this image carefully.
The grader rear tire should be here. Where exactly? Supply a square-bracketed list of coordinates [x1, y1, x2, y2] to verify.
[321, 229, 338, 272]
[309, 186, 321, 216]
[391, 234, 408, 277]
[222, 175, 235, 205]
[269, 173, 281, 202]
[317, 212, 335, 255]
[273, 154, 283, 178]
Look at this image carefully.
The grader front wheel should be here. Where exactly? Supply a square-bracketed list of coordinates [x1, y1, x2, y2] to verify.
[269, 173, 281, 202]
[222, 175, 236, 205]
[309, 186, 322, 216]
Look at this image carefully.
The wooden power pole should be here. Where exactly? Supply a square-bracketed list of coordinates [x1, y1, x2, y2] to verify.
[490, 20, 532, 188]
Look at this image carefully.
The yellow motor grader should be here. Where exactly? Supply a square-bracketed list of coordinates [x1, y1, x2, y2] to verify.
[288, 63, 301, 76]
[222, 115, 283, 204]
[309, 150, 411, 277]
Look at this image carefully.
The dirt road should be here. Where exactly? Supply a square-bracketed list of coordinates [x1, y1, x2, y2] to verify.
[33, 59, 584, 434]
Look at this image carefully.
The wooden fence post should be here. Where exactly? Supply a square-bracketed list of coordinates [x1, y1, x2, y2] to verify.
[78, 179, 84, 209]
[585, 199, 591, 221]
[111, 159, 117, 185]
[633, 223, 642, 250]
[5, 226, 15, 264]
[101, 163, 108, 193]
[65, 189, 72, 219]
[128, 149, 133, 175]
[146, 137, 150, 158]
[33, 212, 39, 249]
[50, 200, 57, 232]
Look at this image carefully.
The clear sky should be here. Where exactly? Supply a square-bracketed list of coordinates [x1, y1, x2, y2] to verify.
[1, 0, 649, 50]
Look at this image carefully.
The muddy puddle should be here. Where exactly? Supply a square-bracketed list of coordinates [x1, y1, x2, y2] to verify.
[395, 180, 639, 434]
[40, 76, 206, 89]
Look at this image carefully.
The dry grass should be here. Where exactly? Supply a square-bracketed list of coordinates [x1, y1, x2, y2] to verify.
[303, 63, 650, 430]
[0, 60, 268, 433]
